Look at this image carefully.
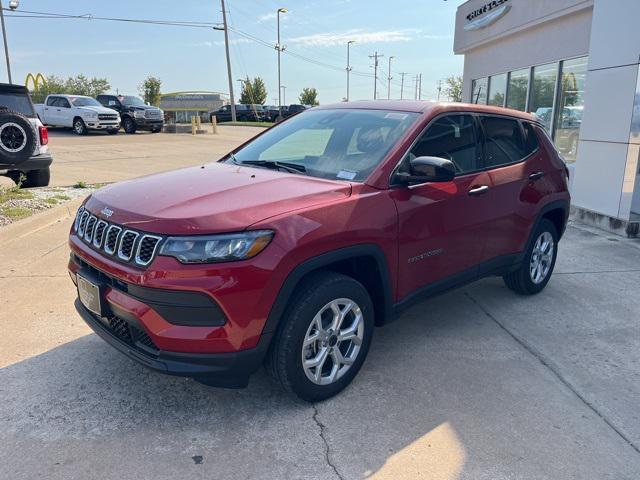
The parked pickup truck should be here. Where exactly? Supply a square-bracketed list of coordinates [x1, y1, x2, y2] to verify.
[0, 83, 52, 187]
[96, 95, 164, 134]
[35, 95, 120, 135]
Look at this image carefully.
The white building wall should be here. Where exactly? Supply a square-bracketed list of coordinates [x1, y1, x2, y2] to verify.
[571, 0, 640, 220]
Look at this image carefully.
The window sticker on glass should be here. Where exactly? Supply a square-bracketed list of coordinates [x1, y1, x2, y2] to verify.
[384, 113, 408, 120]
[453, 125, 461, 138]
[337, 169, 357, 180]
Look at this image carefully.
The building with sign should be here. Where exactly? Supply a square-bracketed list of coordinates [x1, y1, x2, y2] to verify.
[159, 91, 227, 123]
[454, 0, 640, 236]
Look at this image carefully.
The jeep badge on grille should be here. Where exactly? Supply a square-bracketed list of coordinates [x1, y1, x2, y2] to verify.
[101, 207, 114, 218]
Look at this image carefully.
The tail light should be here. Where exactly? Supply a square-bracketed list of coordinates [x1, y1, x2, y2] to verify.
[39, 126, 49, 145]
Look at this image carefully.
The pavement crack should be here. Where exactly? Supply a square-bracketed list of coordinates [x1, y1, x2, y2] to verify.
[464, 291, 640, 456]
[312, 404, 345, 480]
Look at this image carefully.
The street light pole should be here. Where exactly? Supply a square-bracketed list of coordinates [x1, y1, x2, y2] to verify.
[280, 85, 286, 106]
[276, 7, 288, 119]
[346, 40, 355, 101]
[0, 0, 13, 84]
[219, 0, 236, 122]
[399, 72, 408, 100]
[387, 56, 394, 100]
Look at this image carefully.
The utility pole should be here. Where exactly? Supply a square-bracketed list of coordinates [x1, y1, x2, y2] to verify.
[0, 0, 13, 83]
[414, 75, 419, 100]
[346, 40, 355, 101]
[368, 51, 383, 100]
[418, 73, 423, 100]
[387, 56, 394, 100]
[276, 7, 288, 119]
[437, 79, 442, 101]
[219, 0, 236, 122]
[399, 72, 408, 100]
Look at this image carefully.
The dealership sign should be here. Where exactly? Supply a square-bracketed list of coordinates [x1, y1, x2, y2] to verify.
[464, 0, 511, 31]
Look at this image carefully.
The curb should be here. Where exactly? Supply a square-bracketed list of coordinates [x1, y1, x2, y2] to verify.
[0, 197, 84, 247]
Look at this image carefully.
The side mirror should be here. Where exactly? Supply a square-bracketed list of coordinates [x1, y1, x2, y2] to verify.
[396, 156, 456, 185]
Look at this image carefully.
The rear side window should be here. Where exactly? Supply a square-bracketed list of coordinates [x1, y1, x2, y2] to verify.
[480, 116, 526, 168]
[522, 122, 540, 156]
[0, 93, 35, 117]
[407, 114, 479, 174]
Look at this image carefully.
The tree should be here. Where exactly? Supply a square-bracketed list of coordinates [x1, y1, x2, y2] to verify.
[238, 76, 267, 105]
[299, 87, 319, 106]
[30, 74, 110, 103]
[443, 75, 463, 102]
[139, 76, 162, 106]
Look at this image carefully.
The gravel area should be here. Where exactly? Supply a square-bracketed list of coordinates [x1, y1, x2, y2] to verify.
[0, 185, 95, 227]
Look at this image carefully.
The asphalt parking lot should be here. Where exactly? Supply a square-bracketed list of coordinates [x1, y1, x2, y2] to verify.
[1, 131, 640, 479]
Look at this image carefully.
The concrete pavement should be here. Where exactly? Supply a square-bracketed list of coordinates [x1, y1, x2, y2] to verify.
[1, 200, 639, 479]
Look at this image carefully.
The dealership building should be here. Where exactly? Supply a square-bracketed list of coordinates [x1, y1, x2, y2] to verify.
[454, 0, 640, 236]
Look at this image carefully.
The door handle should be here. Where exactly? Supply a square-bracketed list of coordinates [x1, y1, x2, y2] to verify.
[468, 185, 489, 196]
[528, 171, 545, 181]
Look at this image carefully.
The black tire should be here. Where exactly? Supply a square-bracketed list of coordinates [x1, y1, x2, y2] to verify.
[73, 117, 87, 135]
[0, 110, 37, 165]
[266, 271, 374, 402]
[107, 128, 119, 135]
[503, 218, 558, 295]
[122, 117, 137, 134]
[21, 167, 50, 188]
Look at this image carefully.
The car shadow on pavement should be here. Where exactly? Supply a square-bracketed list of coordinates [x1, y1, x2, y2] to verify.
[2, 279, 638, 480]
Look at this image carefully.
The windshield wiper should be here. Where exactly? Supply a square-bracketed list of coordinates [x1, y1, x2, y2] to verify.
[227, 152, 240, 164]
[239, 160, 307, 175]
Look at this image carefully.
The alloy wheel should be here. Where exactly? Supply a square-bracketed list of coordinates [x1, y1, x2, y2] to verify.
[0, 122, 27, 152]
[530, 231, 554, 284]
[301, 298, 364, 386]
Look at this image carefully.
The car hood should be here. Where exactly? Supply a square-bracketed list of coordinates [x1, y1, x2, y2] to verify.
[84, 162, 352, 235]
[78, 106, 119, 115]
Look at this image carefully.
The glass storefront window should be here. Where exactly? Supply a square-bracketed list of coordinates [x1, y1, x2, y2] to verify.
[471, 77, 488, 104]
[554, 57, 588, 163]
[487, 73, 507, 107]
[506, 68, 529, 111]
[529, 62, 558, 132]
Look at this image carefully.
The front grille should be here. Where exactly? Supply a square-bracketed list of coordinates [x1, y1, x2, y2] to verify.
[73, 206, 163, 268]
[109, 316, 133, 342]
[145, 109, 162, 119]
[104, 315, 159, 354]
[98, 114, 118, 121]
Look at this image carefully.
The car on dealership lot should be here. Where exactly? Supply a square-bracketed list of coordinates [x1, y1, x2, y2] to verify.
[34, 94, 120, 135]
[283, 103, 308, 119]
[96, 94, 164, 134]
[210, 104, 266, 123]
[0, 83, 52, 187]
[69, 100, 570, 401]
[263, 105, 284, 122]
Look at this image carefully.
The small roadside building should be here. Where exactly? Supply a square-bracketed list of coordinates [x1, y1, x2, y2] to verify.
[159, 92, 227, 123]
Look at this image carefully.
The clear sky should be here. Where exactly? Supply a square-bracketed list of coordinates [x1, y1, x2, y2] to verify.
[5, 0, 463, 104]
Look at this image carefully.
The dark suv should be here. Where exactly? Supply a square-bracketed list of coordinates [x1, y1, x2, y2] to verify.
[69, 101, 570, 401]
[96, 95, 164, 134]
[0, 83, 52, 187]
[210, 104, 266, 123]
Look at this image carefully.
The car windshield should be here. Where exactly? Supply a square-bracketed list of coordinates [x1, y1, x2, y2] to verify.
[227, 108, 419, 182]
[122, 96, 146, 106]
[70, 96, 102, 107]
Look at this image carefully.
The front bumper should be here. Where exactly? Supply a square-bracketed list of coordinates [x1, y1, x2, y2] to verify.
[75, 298, 269, 387]
[86, 120, 120, 130]
[133, 118, 164, 130]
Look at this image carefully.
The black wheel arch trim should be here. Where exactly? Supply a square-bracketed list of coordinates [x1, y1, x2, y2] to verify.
[261, 244, 394, 336]
[529, 199, 570, 244]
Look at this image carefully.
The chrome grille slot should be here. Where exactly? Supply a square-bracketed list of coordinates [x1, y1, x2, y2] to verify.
[93, 220, 108, 248]
[117, 230, 139, 261]
[77, 211, 90, 237]
[74, 207, 84, 232]
[84, 215, 97, 242]
[104, 225, 122, 255]
[135, 235, 162, 266]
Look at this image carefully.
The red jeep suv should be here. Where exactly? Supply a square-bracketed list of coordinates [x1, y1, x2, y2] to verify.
[69, 101, 570, 401]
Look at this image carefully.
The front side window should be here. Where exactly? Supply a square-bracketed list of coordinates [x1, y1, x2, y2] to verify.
[481, 116, 526, 168]
[405, 114, 479, 175]
[488, 73, 507, 107]
[58, 98, 71, 108]
[228, 108, 419, 182]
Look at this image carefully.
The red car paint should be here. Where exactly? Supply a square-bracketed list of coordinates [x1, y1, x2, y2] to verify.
[69, 101, 570, 384]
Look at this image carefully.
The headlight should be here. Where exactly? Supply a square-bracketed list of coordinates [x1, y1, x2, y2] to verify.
[84, 112, 97, 119]
[134, 110, 145, 118]
[159, 230, 274, 264]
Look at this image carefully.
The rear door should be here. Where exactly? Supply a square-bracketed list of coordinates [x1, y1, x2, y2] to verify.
[391, 113, 494, 300]
[478, 116, 548, 262]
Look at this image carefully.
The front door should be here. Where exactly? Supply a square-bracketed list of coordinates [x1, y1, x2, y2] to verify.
[391, 114, 493, 300]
